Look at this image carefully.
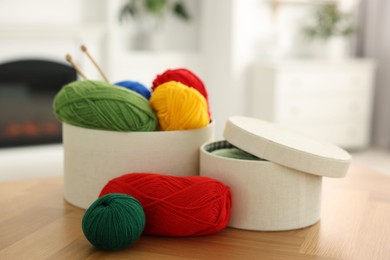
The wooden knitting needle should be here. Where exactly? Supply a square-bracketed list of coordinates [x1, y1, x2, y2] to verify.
[81, 45, 110, 83]
[65, 54, 88, 80]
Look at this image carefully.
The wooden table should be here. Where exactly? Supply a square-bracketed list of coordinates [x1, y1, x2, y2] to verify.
[1, 165, 390, 259]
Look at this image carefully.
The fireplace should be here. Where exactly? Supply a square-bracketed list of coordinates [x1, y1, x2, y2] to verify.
[0, 59, 77, 148]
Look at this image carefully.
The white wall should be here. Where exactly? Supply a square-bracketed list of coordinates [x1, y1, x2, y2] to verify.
[358, 0, 390, 148]
[0, 0, 362, 139]
[0, 144, 63, 182]
[0, 0, 107, 79]
[200, 0, 233, 136]
[0, 0, 369, 181]
[105, 0, 201, 52]
[0, 0, 106, 24]
[200, 0, 360, 137]
[0, 0, 84, 25]
[104, 0, 203, 85]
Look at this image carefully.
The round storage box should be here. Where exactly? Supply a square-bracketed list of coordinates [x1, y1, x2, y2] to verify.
[63, 122, 214, 209]
[200, 116, 351, 231]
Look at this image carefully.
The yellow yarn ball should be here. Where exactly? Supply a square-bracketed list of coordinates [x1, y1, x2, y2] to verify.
[150, 81, 210, 131]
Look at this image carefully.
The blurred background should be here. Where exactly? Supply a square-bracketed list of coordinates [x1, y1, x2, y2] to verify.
[0, 0, 389, 180]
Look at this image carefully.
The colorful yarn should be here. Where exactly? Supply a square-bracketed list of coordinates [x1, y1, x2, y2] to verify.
[152, 68, 211, 116]
[149, 81, 210, 130]
[152, 68, 208, 101]
[82, 193, 145, 251]
[100, 173, 231, 237]
[212, 148, 263, 161]
[53, 80, 158, 131]
[115, 80, 151, 100]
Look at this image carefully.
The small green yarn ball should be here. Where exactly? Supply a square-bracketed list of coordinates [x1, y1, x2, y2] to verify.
[53, 80, 158, 131]
[82, 193, 146, 251]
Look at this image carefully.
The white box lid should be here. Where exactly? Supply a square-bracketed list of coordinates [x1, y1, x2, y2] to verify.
[223, 116, 351, 178]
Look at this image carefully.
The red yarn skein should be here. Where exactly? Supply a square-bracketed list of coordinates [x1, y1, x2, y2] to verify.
[100, 173, 231, 237]
[152, 68, 211, 117]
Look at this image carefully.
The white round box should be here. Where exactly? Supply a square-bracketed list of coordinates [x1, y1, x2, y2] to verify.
[200, 116, 351, 231]
[63, 122, 214, 209]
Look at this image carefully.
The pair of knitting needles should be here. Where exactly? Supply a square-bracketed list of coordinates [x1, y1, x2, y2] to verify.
[65, 45, 109, 83]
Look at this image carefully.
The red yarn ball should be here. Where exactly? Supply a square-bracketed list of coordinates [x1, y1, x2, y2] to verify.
[100, 173, 231, 237]
[152, 68, 211, 117]
[152, 68, 207, 99]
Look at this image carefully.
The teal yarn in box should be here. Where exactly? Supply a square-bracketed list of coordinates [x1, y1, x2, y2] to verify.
[82, 193, 145, 251]
[53, 80, 158, 131]
[212, 147, 263, 161]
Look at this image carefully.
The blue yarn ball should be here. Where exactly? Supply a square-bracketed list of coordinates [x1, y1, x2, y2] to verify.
[115, 80, 151, 100]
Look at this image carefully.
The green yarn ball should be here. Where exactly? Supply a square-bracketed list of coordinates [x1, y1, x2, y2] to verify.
[211, 147, 263, 161]
[53, 80, 158, 131]
[82, 193, 146, 251]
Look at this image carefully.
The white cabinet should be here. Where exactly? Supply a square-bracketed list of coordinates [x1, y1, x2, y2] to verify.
[250, 59, 376, 149]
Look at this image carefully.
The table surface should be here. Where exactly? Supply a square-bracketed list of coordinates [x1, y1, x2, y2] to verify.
[1, 165, 390, 260]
